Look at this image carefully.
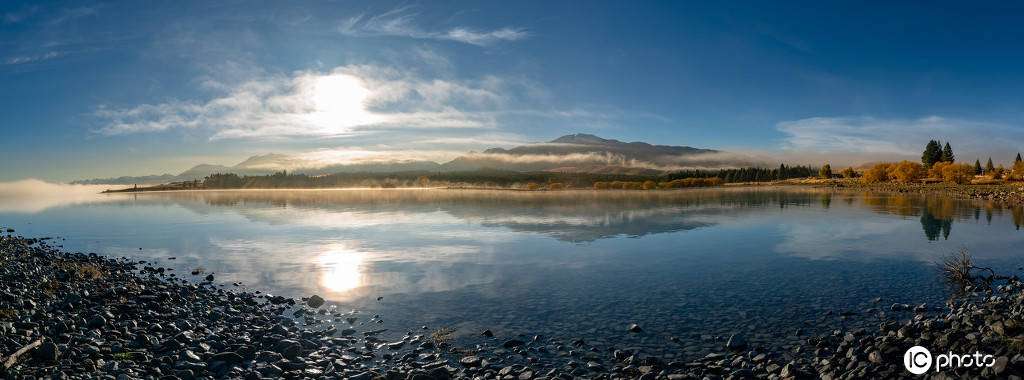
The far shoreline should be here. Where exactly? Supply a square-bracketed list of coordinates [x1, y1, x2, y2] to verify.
[98, 180, 1024, 209]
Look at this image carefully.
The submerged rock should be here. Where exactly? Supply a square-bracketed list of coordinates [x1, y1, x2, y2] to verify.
[307, 294, 325, 308]
[726, 334, 747, 351]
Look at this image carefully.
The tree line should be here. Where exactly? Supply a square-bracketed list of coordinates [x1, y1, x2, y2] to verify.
[197, 141, 1024, 190]
[858, 140, 1024, 183]
[201, 164, 823, 190]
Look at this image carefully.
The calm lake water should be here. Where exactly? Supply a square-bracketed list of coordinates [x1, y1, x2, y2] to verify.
[2, 187, 1023, 361]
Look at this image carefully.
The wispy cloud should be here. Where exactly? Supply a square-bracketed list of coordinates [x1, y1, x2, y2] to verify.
[2, 6, 37, 24]
[2, 5, 114, 66]
[49, 6, 98, 25]
[339, 9, 528, 46]
[5, 51, 62, 65]
[776, 116, 1024, 164]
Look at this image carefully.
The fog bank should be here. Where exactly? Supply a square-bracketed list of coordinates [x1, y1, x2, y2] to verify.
[0, 179, 126, 213]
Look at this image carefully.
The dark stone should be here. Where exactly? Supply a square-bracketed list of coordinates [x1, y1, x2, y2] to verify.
[502, 339, 525, 348]
[209, 351, 243, 363]
[780, 363, 812, 380]
[459, 356, 482, 367]
[726, 334, 747, 351]
[37, 342, 59, 361]
[276, 339, 302, 360]
[307, 295, 325, 308]
[87, 315, 106, 329]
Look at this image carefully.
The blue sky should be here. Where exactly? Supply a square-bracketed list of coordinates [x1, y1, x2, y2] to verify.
[4, 1, 1024, 181]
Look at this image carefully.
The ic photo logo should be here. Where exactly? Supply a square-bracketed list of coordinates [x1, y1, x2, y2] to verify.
[903, 345, 996, 375]
[904, 346, 932, 374]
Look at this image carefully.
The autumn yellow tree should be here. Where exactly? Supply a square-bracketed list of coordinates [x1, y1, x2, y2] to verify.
[992, 165, 1005, 179]
[862, 163, 892, 183]
[642, 180, 657, 190]
[929, 161, 951, 180]
[887, 161, 924, 183]
[593, 182, 609, 190]
[548, 183, 565, 190]
[940, 163, 975, 184]
[1011, 161, 1024, 181]
[841, 167, 857, 178]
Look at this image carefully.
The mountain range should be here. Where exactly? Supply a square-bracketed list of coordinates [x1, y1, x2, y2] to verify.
[71, 134, 720, 184]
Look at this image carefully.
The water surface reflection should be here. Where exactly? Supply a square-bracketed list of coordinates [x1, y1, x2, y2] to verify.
[2, 187, 1024, 359]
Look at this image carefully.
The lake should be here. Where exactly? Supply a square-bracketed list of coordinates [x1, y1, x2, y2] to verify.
[2, 186, 1022, 364]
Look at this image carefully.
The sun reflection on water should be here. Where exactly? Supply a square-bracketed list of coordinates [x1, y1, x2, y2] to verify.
[317, 246, 365, 293]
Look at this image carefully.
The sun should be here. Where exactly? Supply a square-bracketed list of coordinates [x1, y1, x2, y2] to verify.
[312, 74, 369, 113]
[303, 73, 381, 132]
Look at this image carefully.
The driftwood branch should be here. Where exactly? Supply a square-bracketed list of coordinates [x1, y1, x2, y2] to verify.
[2, 339, 41, 371]
[939, 249, 995, 292]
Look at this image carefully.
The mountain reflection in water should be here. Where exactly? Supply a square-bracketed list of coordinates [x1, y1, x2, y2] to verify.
[136, 188, 840, 242]
[130, 188, 1024, 242]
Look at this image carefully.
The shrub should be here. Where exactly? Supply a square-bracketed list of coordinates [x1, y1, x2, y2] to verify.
[888, 161, 924, 183]
[641, 180, 657, 190]
[593, 182, 609, 190]
[548, 183, 565, 190]
[862, 163, 891, 183]
[526, 183, 539, 190]
[991, 166, 1004, 179]
[622, 181, 642, 190]
[940, 163, 974, 184]
[929, 161, 951, 179]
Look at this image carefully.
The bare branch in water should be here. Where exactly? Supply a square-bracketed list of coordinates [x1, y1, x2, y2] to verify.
[938, 248, 994, 293]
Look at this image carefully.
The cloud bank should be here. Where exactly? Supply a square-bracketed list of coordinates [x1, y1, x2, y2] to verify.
[93, 65, 524, 139]
[776, 116, 1024, 165]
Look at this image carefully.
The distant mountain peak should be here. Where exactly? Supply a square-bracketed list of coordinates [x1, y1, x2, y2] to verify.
[550, 133, 611, 144]
[72, 134, 725, 184]
[235, 153, 292, 168]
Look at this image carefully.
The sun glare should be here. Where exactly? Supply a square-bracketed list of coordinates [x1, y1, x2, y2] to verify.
[317, 246, 365, 293]
[304, 74, 381, 132]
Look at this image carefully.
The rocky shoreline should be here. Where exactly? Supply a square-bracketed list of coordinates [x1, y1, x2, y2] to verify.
[2, 232, 1023, 379]
[824, 182, 1024, 207]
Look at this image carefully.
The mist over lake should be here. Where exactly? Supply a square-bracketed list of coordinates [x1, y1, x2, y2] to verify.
[3, 187, 1022, 363]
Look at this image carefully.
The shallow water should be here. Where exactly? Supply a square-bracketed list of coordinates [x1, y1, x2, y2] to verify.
[2, 187, 1023, 360]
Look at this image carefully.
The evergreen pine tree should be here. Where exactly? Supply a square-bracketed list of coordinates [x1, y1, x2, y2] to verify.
[974, 159, 983, 175]
[818, 164, 832, 179]
[922, 140, 942, 168]
[940, 142, 954, 163]
[986, 157, 996, 173]
[1017, 153, 1022, 162]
